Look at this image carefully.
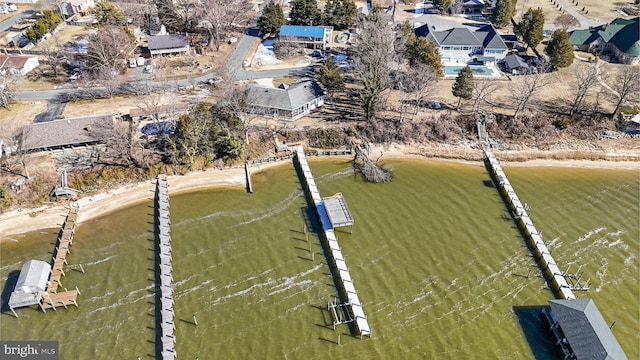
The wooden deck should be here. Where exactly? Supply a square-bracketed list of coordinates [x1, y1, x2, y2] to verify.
[43, 208, 80, 309]
[41, 290, 79, 310]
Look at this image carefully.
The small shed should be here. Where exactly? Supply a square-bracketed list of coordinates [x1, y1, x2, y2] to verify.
[503, 54, 529, 75]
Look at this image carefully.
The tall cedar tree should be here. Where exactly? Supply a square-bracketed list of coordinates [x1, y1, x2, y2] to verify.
[317, 56, 345, 103]
[452, 66, 474, 110]
[258, 1, 286, 37]
[546, 29, 574, 68]
[515, 8, 544, 50]
[323, 0, 358, 30]
[491, 0, 514, 28]
[289, 0, 322, 26]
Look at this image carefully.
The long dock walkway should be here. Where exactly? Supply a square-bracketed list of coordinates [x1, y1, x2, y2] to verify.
[294, 146, 371, 338]
[483, 146, 576, 300]
[42, 208, 80, 310]
[156, 175, 177, 360]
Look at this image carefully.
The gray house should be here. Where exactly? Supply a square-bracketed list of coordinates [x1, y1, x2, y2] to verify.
[545, 299, 627, 360]
[21, 115, 115, 152]
[148, 34, 190, 57]
[247, 81, 325, 121]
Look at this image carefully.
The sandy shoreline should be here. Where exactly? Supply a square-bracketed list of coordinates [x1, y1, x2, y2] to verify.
[1, 145, 638, 240]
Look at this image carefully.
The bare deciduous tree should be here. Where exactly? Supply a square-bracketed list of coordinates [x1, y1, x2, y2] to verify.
[197, 0, 252, 51]
[41, 34, 68, 78]
[85, 25, 136, 77]
[353, 10, 395, 121]
[554, 14, 579, 30]
[0, 75, 16, 109]
[511, 67, 551, 119]
[609, 66, 640, 117]
[471, 79, 497, 114]
[396, 63, 438, 121]
[569, 63, 599, 118]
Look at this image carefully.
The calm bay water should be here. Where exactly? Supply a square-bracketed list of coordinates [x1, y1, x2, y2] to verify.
[1, 159, 638, 359]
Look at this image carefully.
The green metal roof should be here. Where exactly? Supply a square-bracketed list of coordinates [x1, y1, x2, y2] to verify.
[568, 28, 601, 46]
[599, 17, 640, 56]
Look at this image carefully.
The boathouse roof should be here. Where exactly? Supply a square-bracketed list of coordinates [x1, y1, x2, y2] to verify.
[549, 299, 627, 360]
[14, 259, 51, 294]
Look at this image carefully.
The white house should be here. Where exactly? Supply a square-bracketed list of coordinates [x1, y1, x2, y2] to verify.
[0, 54, 39, 75]
[60, 0, 96, 18]
[415, 22, 508, 65]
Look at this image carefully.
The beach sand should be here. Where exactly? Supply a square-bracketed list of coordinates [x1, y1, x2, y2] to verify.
[1, 145, 638, 240]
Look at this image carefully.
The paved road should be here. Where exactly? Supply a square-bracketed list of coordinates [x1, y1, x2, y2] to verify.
[14, 31, 313, 101]
[0, 0, 53, 32]
[555, 0, 602, 28]
[228, 32, 313, 81]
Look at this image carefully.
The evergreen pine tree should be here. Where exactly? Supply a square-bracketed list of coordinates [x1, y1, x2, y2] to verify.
[546, 29, 574, 68]
[515, 7, 545, 50]
[405, 37, 444, 77]
[317, 56, 345, 103]
[452, 66, 474, 110]
[491, 0, 514, 28]
[289, 0, 322, 26]
[258, 1, 286, 37]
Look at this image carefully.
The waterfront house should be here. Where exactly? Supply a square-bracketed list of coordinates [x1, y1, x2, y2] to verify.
[277, 25, 333, 50]
[415, 22, 508, 65]
[247, 81, 325, 121]
[545, 299, 627, 360]
[569, 17, 640, 65]
[21, 115, 115, 151]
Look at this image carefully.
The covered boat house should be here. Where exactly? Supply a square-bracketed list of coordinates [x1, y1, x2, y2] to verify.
[544, 299, 627, 360]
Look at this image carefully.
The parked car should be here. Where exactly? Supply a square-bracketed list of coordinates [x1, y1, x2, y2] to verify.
[7, 3, 18, 12]
[128, 58, 137, 68]
[207, 75, 223, 85]
[136, 57, 145, 66]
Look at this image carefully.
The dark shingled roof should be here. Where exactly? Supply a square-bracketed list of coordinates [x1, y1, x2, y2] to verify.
[248, 81, 324, 111]
[549, 299, 628, 360]
[475, 24, 508, 50]
[504, 54, 529, 70]
[148, 34, 188, 50]
[431, 27, 481, 46]
[21, 115, 115, 151]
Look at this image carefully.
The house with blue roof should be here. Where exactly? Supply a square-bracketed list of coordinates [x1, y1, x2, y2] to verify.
[277, 25, 333, 50]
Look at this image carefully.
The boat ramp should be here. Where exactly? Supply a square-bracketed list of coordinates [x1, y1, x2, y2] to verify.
[294, 146, 371, 339]
[155, 175, 177, 359]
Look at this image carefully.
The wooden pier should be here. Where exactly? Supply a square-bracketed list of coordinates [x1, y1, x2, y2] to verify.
[483, 146, 576, 300]
[41, 208, 81, 311]
[155, 175, 177, 360]
[294, 146, 371, 339]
